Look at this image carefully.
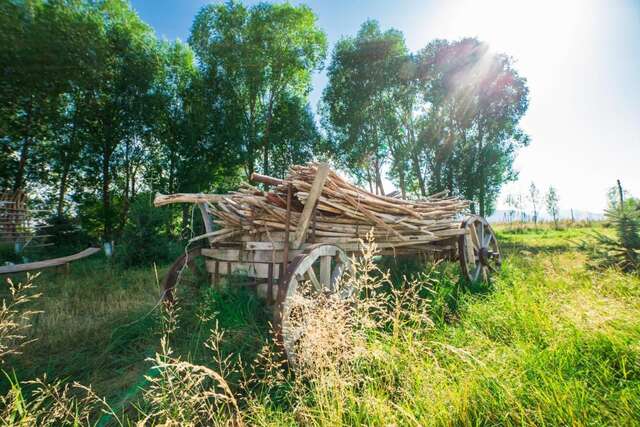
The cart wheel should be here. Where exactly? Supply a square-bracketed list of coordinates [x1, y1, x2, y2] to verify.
[458, 215, 501, 283]
[162, 248, 208, 305]
[275, 244, 354, 366]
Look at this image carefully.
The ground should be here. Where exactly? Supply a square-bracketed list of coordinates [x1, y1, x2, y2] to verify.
[2, 223, 639, 425]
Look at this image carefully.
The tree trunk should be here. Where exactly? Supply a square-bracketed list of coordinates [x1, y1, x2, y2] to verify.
[398, 164, 406, 199]
[102, 143, 112, 242]
[617, 179, 624, 211]
[56, 108, 80, 217]
[262, 145, 269, 177]
[168, 153, 176, 194]
[446, 165, 454, 199]
[411, 152, 426, 197]
[389, 139, 406, 198]
[182, 204, 190, 233]
[478, 134, 486, 217]
[245, 148, 254, 179]
[57, 159, 71, 217]
[13, 100, 34, 192]
[262, 93, 276, 176]
[374, 155, 384, 196]
[14, 138, 31, 192]
[131, 165, 137, 200]
[406, 117, 425, 197]
[433, 160, 442, 192]
[119, 140, 131, 234]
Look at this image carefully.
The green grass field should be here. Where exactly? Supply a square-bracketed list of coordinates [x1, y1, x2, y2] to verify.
[2, 223, 640, 425]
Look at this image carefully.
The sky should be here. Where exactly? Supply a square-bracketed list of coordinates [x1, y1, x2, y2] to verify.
[130, 0, 640, 214]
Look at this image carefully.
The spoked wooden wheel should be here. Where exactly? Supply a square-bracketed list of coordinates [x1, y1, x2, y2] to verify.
[162, 248, 208, 305]
[275, 244, 354, 365]
[458, 215, 501, 283]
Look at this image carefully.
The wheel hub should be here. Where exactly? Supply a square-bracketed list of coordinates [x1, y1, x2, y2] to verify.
[478, 246, 490, 264]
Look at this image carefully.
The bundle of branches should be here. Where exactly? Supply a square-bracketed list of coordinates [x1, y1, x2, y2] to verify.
[155, 163, 469, 248]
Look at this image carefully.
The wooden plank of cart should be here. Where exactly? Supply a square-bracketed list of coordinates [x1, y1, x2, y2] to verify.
[153, 163, 501, 363]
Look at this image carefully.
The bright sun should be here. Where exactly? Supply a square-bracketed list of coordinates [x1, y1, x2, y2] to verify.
[441, 0, 586, 60]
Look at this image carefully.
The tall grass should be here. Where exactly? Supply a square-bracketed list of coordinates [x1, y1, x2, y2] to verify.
[0, 273, 41, 361]
[1, 226, 640, 425]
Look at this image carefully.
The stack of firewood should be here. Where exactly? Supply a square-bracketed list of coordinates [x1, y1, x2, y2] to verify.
[154, 163, 469, 248]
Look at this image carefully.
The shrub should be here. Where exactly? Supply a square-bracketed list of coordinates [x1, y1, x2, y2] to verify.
[582, 204, 640, 273]
[116, 194, 180, 268]
[0, 273, 41, 361]
[43, 214, 91, 255]
[0, 242, 21, 264]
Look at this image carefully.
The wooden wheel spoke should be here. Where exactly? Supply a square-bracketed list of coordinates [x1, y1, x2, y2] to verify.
[278, 244, 354, 366]
[469, 223, 481, 249]
[161, 248, 204, 304]
[459, 216, 501, 284]
[331, 261, 345, 288]
[305, 268, 322, 291]
[483, 232, 492, 248]
[473, 263, 482, 281]
[320, 255, 331, 289]
[465, 234, 476, 267]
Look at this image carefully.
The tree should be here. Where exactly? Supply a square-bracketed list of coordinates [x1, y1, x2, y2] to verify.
[412, 38, 530, 215]
[545, 186, 560, 228]
[582, 183, 640, 272]
[189, 1, 327, 178]
[606, 181, 638, 212]
[81, 0, 163, 241]
[505, 194, 518, 223]
[321, 20, 410, 194]
[321, 28, 529, 210]
[0, 0, 106, 193]
[528, 182, 541, 225]
[268, 93, 320, 179]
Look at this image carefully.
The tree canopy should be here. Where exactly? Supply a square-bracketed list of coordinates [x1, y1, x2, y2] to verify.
[189, 0, 327, 177]
[1, 4, 530, 246]
[0, 0, 326, 242]
[321, 23, 529, 215]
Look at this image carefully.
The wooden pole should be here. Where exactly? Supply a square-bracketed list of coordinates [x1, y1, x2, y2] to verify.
[617, 179, 624, 211]
[153, 193, 227, 207]
[250, 173, 285, 187]
[279, 183, 293, 298]
[292, 163, 330, 249]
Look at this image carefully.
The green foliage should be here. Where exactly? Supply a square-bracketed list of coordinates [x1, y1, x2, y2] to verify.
[0, 0, 327, 247]
[4, 226, 640, 425]
[44, 214, 91, 254]
[583, 203, 640, 273]
[545, 186, 560, 228]
[322, 28, 529, 214]
[321, 20, 409, 192]
[189, 0, 327, 177]
[0, 243, 21, 264]
[528, 181, 541, 224]
[115, 194, 179, 268]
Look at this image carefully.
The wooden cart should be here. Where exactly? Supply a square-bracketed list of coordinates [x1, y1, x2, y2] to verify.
[154, 164, 501, 361]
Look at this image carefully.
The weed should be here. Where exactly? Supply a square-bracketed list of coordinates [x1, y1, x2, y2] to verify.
[0, 273, 41, 361]
[1, 226, 640, 425]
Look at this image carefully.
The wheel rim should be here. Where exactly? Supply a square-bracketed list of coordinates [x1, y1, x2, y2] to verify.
[162, 248, 208, 305]
[458, 215, 501, 283]
[276, 244, 354, 365]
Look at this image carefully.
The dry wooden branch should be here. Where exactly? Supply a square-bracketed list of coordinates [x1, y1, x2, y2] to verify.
[155, 163, 470, 249]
